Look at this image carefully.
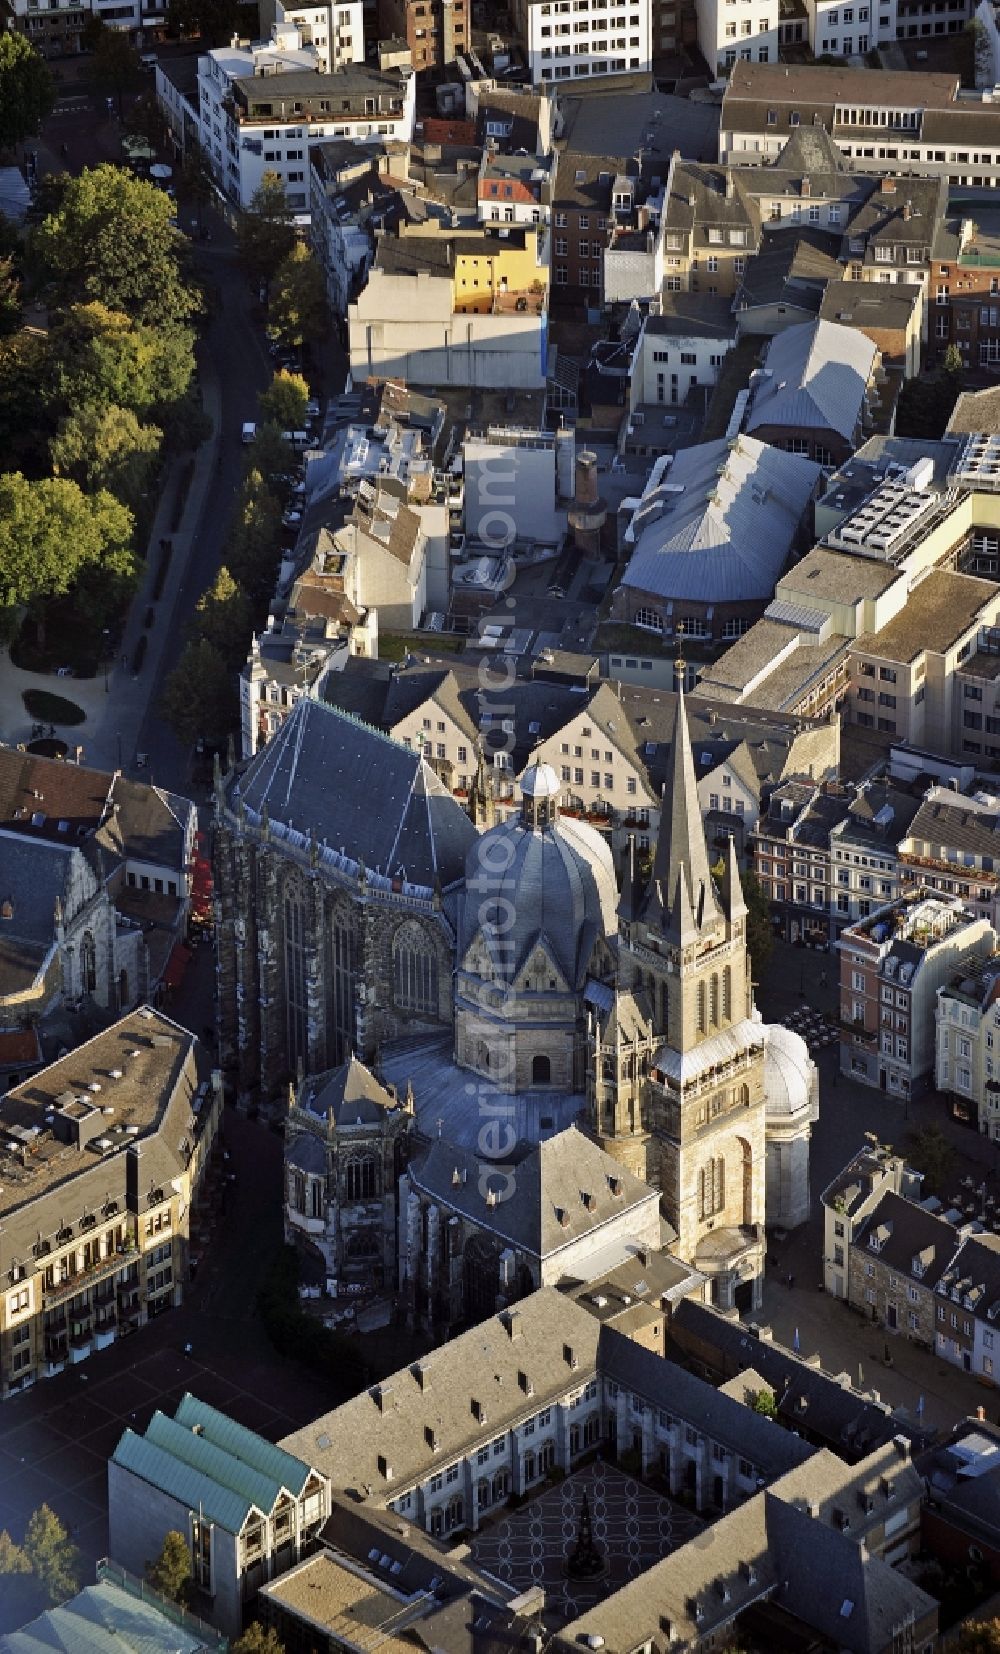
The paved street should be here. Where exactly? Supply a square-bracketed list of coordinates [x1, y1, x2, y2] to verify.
[754, 938, 1000, 1435]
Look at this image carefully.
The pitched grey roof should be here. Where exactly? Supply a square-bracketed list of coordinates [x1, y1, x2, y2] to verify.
[302, 1054, 399, 1126]
[236, 699, 478, 890]
[408, 1126, 658, 1260]
[622, 434, 821, 606]
[746, 318, 876, 441]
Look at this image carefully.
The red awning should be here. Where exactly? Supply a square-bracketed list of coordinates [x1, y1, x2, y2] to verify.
[162, 942, 192, 991]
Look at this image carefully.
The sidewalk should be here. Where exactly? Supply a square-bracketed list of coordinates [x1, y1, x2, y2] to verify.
[0, 362, 223, 778]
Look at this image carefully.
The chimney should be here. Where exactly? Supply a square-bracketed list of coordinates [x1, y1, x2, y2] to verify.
[801, 176, 811, 198]
[125, 1142, 142, 1216]
[880, 177, 896, 195]
[978, 1405, 987, 1421]
[902, 199, 912, 222]
[503, 1308, 523, 1340]
[725, 171, 735, 200]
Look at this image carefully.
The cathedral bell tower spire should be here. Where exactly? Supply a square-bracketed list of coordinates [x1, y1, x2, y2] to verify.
[642, 646, 721, 945]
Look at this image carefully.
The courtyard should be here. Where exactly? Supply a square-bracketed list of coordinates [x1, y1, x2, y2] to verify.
[469, 1461, 705, 1623]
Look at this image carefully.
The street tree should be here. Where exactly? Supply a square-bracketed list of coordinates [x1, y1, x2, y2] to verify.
[146, 1531, 192, 1605]
[31, 165, 198, 327]
[232, 1625, 285, 1654]
[0, 473, 134, 616]
[269, 242, 328, 349]
[259, 369, 309, 433]
[90, 22, 142, 115]
[124, 90, 166, 150]
[237, 172, 296, 285]
[0, 330, 54, 472]
[0, 34, 55, 151]
[0, 256, 20, 336]
[167, 0, 241, 45]
[740, 866, 773, 979]
[47, 302, 195, 425]
[0, 1530, 30, 1574]
[194, 566, 253, 667]
[227, 468, 284, 607]
[51, 403, 162, 509]
[23, 1505, 81, 1606]
[161, 636, 237, 747]
[958, 1622, 1000, 1654]
[906, 1124, 955, 1196]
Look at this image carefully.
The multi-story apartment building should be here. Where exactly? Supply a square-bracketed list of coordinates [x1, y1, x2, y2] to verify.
[189, 46, 415, 210]
[821, 1141, 924, 1300]
[377, 0, 468, 69]
[753, 778, 851, 945]
[696, 0, 779, 78]
[851, 1187, 959, 1347]
[348, 225, 548, 390]
[719, 64, 1000, 189]
[478, 145, 555, 227]
[837, 888, 995, 1099]
[828, 782, 919, 928]
[309, 142, 417, 315]
[270, 0, 365, 69]
[848, 568, 1000, 753]
[936, 953, 1000, 1135]
[510, 0, 652, 84]
[0, 1010, 222, 1399]
[928, 216, 1000, 370]
[899, 784, 1000, 930]
[110, 1394, 331, 1638]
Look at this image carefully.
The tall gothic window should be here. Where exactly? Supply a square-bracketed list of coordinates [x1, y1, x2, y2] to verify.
[532, 1054, 551, 1084]
[722, 966, 732, 1023]
[326, 905, 358, 1064]
[283, 880, 308, 1072]
[344, 1154, 380, 1201]
[696, 981, 707, 1034]
[710, 973, 720, 1028]
[81, 931, 97, 995]
[393, 921, 439, 1015]
[699, 1157, 725, 1220]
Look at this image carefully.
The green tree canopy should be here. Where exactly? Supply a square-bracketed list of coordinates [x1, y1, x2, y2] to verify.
[194, 565, 253, 667]
[906, 1124, 955, 1196]
[0, 256, 21, 338]
[31, 165, 198, 327]
[958, 1621, 1000, 1654]
[237, 173, 296, 284]
[0, 34, 55, 151]
[269, 242, 328, 348]
[0, 1530, 31, 1575]
[0, 330, 54, 472]
[47, 302, 195, 424]
[125, 91, 167, 150]
[226, 468, 284, 606]
[0, 472, 134, 613]
[23, 1506, 81, 1606]
[161, 636, 237, 747]
[146, 1531, 192, 1606]
[51, 403, 162, 509]
[740, 866, 773, 980]
[232, 1625, 285, 1654]
[259, 369, 309, 432]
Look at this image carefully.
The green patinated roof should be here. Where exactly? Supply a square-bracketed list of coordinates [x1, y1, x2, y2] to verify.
[111, 1394, 315, 1535]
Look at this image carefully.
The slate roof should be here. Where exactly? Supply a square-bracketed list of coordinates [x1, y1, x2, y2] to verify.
[819, 279, 922, 335]
[301, 1054, 399, 1126]
[112, 1392, 317, 1535]
[0, 747, 113, 841]
[645, 292, 738, 340]
[0, 1580, 225, 1654]
[670, 1298, 913, 1456]
[235, 698, 478, 890]
[0, 833, 86, 996]
[408, 1126, 658, 1260]
[903, 792, 1000, 860]
[621, 434, 821, 605]
[746, 319, 876, 442]
[280, 1289, 812, 1503]
[736, 230, 841, 312]
[853, 1189, 957, 1292]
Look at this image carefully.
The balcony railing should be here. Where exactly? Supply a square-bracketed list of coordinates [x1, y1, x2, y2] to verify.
[42, 1247, 140, 1308]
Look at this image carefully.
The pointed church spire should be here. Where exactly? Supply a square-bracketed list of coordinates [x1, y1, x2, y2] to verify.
[644, 669, 720, 943]
[719, 832, 747, 927]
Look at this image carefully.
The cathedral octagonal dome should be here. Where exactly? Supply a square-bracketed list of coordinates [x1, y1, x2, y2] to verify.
[459, 775, 618, 991]
[763, 1022, 815, 1120]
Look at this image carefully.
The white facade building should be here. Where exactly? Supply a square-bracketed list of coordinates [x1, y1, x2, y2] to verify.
[512, 0, 652, 84]
[698, 0, 779, 79]
[192, 44, 415, 210]
[273, 0, 364, 70]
